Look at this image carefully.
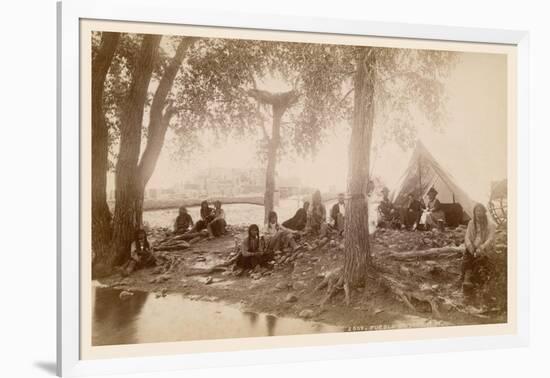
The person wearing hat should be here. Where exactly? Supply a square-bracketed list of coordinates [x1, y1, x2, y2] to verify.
[173, 206, 194, 234]
[422, 187, 446, 231]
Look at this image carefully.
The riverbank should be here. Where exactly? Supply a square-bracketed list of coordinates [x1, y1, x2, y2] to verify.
[109, 195, 265, 212]
[98, 224, 507, 335]
[109, 192, 341, 212]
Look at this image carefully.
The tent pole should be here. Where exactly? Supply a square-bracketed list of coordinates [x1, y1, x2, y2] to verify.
[418, 154, 422, 198]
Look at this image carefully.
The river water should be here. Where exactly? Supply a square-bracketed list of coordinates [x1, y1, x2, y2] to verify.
[142, 197, 378, 231]
[94, 199, 381, 346]
[92, 284, 344, 346]
[143, 199, 321, 229]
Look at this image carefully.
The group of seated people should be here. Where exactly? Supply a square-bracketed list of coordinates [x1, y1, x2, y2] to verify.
[239, 194, 496, 292]
[173, 200, 227, 238]
[120, 199, 227, 276]
[377, 186, 447, 231]
[235, 190, 346, 272]
[121, 189, 497, 294]
[282, 190, 347, 236]
[378, 188, 498, 291]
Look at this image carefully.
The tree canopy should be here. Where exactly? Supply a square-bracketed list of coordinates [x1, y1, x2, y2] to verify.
[91, 31, 457, 279]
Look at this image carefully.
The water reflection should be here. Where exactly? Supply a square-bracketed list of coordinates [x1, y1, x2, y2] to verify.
[92, 286, 344, 346]
[243, 311, 259, 326]
[92, 287, 148, 346]
[266, 314, 277, 336]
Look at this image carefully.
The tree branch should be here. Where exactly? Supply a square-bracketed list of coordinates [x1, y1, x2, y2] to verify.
[137, 36, 198, 187]
[338, 87, 354, 106]
[255, 102, 270, 141]
[248, 72, 258, 90]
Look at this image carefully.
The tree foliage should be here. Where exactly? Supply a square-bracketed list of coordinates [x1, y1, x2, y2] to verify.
[174, 39, 353, 161]
[371, 47, 456, 149]
[172, 39, 456, 162]
[91, 33, 193, 170]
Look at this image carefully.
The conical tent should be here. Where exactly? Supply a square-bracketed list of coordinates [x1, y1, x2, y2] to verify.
[390, 141, 476, 220]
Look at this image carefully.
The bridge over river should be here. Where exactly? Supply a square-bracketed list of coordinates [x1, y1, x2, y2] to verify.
[141, 193, 341, 212]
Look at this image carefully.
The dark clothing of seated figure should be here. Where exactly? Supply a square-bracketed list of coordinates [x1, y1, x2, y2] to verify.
[308, 204, 327, 233]
[282, 202, 309, 231]
[461, 252, 490, 289]
[378, 196, 400, 228]
[209, 218, 226, 237]
[122, 231, 156, 276]
[306, 191, 328, 237]
[330, 200, 346, 233]
[401, 197, 424, 229]
[208, 206, 226, 237]
[235, 225, 273, 270]
[191, 201, 215, 233]
[174, 212, 193, 234]
[378, 197, 393, 219]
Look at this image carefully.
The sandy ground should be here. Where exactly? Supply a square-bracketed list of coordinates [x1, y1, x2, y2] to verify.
[100, 225, 507, 330]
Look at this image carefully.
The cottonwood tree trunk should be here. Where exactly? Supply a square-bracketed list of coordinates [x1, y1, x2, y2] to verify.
[134, 37, 197, 227]
[108, 34, 161, 270]
[91, 32, 119, 271]
[247, 89, 298, 224]
[263, 105, 283, 223]
[343, 48, 376, 288]
[134, 107, 173, 227]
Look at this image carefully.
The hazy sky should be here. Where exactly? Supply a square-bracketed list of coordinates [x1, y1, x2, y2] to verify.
[108, 50, 507, 203]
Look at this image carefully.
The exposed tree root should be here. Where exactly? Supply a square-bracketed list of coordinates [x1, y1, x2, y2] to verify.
[380, 246, 464, 261]
[154, 232, 209, 251]
[313, 257, 445, 318]
[153, 242, 191, 252]
[184, 266, 228, 276]
[376, 272, 441, 318]
[183, 254, 240, 277]
[315, 267, 347, 307]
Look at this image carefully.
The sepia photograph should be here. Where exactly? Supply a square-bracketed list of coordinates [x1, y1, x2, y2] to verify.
[83, 19, 514, 354]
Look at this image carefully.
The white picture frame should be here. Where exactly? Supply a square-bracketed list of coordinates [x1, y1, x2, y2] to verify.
[57, 0, 530, 376]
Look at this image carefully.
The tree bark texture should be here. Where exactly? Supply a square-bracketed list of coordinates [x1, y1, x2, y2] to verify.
[109, 34, 161, 268]
[343, 48, 376, 287]
[91, 32, 120, 270]
[134, 37, 198, 226]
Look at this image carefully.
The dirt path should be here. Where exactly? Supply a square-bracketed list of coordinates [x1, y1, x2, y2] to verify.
[99, 226, 507, 330]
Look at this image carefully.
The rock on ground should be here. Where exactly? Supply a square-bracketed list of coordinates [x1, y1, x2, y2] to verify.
[285, 293, 298, 303]
[119, 290, 134, 299]
[299, 309, 314, 319]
